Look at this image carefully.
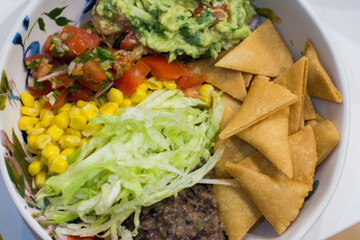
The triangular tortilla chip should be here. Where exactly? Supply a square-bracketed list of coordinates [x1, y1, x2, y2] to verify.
[236, 107, 293, 178]
[243, 72, 253, 88]
[289, 125, 317, 185]
[215, 105, 256, 178]
[304, 39, 343, 103]
[215, 19, 294, 77]
[306, 114, 340, 165]
[211, 179, 262, 240]
[226, 163, 311, 235]
[220, 77, 298, 139]
[238, 126, 317, 185]
[304, 92, 316, 120]
[188, 57, 247, 101]
[274, 57, 308, 134]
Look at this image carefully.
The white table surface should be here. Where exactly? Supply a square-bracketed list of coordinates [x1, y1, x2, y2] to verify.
[0, 0, 359, 239]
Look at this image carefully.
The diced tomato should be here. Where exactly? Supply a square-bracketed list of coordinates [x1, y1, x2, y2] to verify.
[67, 85, 92, 102]
[37, 64, 53, 78]
[61, 24, 101, 55]
[44, 35, 53, 55]
[120, 30, 140, 51]
[27, 81, 52, 98]
[44, 87, 69, 109]
[76, 78, 103, 92]
[51, 73, 75, 88]
[141, 55, 187, 80]
[114, 60, 151, 97]
[24, 54, 44, 64]
[83, 60, 107, 83]
[177, 72, 207, 90]
[183, 85, 200, 98]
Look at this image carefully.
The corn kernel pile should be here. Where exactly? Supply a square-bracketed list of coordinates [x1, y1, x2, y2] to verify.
[20, 81, 214, 188]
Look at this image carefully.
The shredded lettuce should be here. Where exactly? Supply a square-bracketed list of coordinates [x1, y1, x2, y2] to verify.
[36, 89, 224, 239]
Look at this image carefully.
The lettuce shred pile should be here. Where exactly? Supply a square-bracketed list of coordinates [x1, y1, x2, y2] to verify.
[36, 89, 225, 239]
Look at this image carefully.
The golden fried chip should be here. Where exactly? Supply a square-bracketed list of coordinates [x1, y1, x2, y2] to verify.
[220, 93, 242, 113]
[188, 57, 247, 101]
[215, 19, 294, 77]
[303, 92, 316, 121]
[289, 125, 317, 185]
[243, 72, 253, 88]
[220, 77, 298, 139]
[306, 114, 340, 165]
[211, 179, 262, 240]
[274, 57, 308, 134]
[215, 105, 256, 178]
[226, 163, 312, 235]
[236, 107, 293, 178]
[304, 39, 343, 103]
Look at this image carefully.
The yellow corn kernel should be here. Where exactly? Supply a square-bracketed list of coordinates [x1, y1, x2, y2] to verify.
[107, 88, 123, 105]
[131, 89, 147, 103]
[27, 126, 45, 136]
[82, 124, 101, 137]
[48, 155, 66, 168]
[163, 80, 177, 90]
[70, 114, 87, 130]
[119, 98, 132, 108]
[19, 116, 35, 131]
[26, 144, 39, 155]
[28, 160, 43, 176]
[46, 125, 64, 142]
[58, 103, 72, 113]
[34, 100, 42, 112]
[27, 135, 37, 149]
[199, 84, 214, 98]
[20, 92, 35, 107]
[60, 147, 76, 157]
[63, 135, 81, 147]
[58, 136, 67, 149]
[42, 144, 60, 159]
[138, 83, 148, 92]
[99, 96, 108, 106]
[66, 128, 82, 138]
[39, 109, 54, 127]
[35, 171, 47, 188]
[53, 112, 70, 129]
[146, 77, 163, 90]
[100, 102, 118, 116]
[76, 100, 96, 108]
[80, 138, 89, 145]
[81, 104, 99, 121]
[34, 134, 51, 149]
[199, 95, 212, 105]
[50, 155, 68, 174]
[21, 106, 39, 117]
[147, 90, 153, 95]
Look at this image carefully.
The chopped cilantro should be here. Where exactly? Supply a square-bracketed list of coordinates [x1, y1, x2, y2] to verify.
[100, 79, 110, 91]
[100, 61, 112, 71]
[69, 83, 78, 93]
[26, 57, 42, 70]
[66, 33, 71, 40]
[196, 11, 217, 27]
[96, 47, 117, 61]
[67, 75, 82, 80]
[34, 81, 45, 92]
[53, 89, 60, 100]
[105, 71, 112, 78]
[49, 77, 56, 83]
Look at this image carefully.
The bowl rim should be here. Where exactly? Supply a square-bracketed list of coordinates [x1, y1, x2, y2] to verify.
[0, 0, 351, 239]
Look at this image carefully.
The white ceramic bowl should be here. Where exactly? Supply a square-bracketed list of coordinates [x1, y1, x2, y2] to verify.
[0, 0, 350, 239]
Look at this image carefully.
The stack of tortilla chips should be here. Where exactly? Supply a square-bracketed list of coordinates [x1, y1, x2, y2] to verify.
[191, 19, 342, 239]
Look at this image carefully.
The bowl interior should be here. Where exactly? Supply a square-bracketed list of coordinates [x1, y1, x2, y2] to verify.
[0, 0, 350, 239]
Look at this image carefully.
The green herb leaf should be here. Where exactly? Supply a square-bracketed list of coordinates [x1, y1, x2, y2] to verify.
[38, 17, 45, 32]
[96, 47, 117, 61]
[196, 11, 216, 27]
[69, 83, 78, 93]
[100, 61, 112, 71]
[35, 81, 45, 92]
[53, 89, 60, 100]
[45, 7, 67, 20]
[55, 17, 72, 27]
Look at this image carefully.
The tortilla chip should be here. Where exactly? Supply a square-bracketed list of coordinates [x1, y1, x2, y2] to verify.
[215, 105, 256, 178]
[274, 57, 308, 134]
[304, 39, 343, 103]
[236, 107, 293, 178]
[303, 92, 316, 120]
[243, 72, 253, 88]
[188, 57, 247, 101]
[211, 179, 262, 240]
[289, 125, 317, 185]
[220, 77, 298, 139]
[215, 19, 294, 77]
[226, 163, 312, 235]
[238, 151, 289, 181]
[220, 93, 242, 113]
[306, 114, 340, 165]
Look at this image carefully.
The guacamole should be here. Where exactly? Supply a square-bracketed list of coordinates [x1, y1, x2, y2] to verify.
[94, 0, 256, 61]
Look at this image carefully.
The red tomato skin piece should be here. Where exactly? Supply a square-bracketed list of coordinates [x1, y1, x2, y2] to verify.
[114, 60, 151, 97]
[183, 85, 200, 98]
[120, 30, 140, 51]
[177, 72, 208, 90]
[44, 87, 69, 109]
[141, 55, 187, 80]
[67, 87, 92, 102]
[52, 73, 75, 88]
[27, 81, 52, 98]
[83, 60, 107, 83]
